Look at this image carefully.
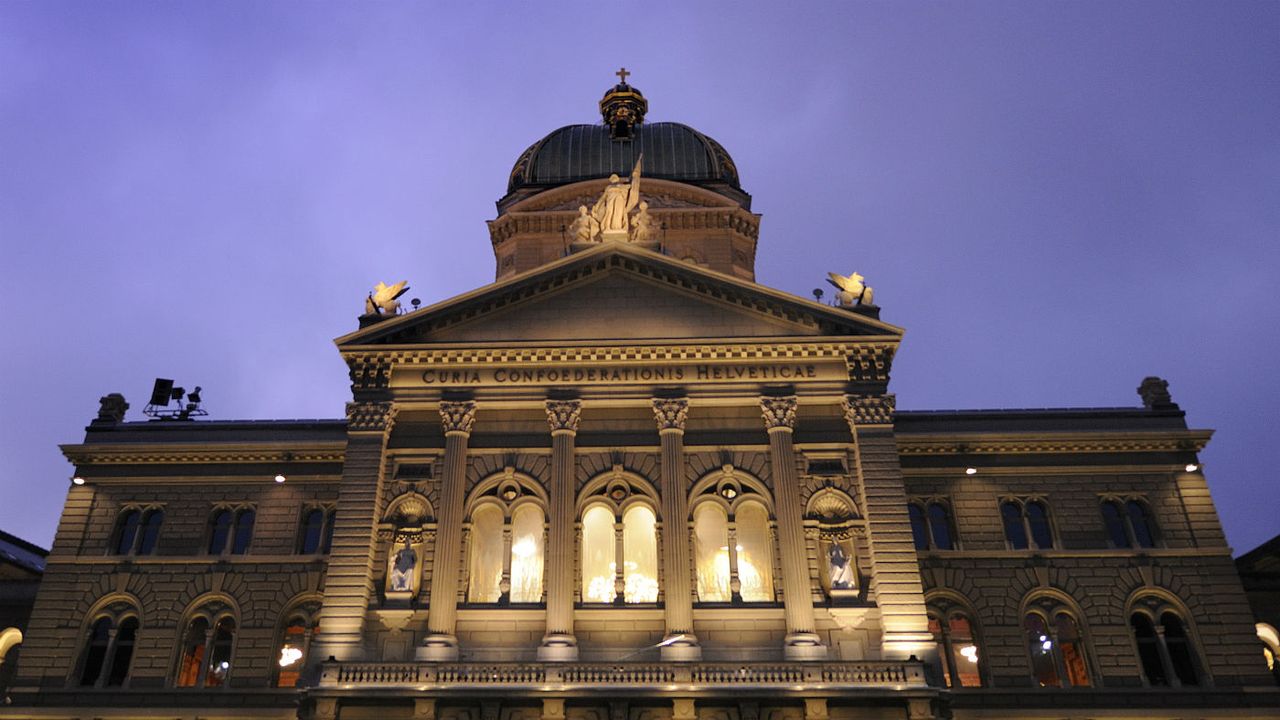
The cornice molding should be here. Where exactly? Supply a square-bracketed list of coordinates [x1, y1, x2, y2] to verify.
[896, 430, 1213, 456]
[60, 441, 346, 466]
[344, 340, 895, 367]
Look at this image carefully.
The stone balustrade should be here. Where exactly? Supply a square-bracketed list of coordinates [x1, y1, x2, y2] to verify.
[318, 660, 926, 691]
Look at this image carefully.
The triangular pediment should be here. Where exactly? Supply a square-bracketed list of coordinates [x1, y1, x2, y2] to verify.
[336, 243, 900, 348]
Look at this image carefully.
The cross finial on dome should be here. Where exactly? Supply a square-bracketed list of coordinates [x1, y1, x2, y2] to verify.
[615, 67, 631, 84]
[600, 71, 648, 139]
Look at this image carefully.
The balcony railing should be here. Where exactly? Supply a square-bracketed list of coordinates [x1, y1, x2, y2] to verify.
[317, 660, 927, 692]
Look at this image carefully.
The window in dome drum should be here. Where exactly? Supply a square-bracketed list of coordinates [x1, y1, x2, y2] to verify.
[613, 121, 631, 139]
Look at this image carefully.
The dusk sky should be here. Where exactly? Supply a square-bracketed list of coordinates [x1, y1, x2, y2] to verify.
[1, 2, 1277, 554]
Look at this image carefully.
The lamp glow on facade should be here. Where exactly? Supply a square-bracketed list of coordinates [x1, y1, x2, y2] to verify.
[274, 474, 287, 484]
[71, 476, 85, 486]
[1185, 463, 1199, 473]
[965, 467, 978, 475]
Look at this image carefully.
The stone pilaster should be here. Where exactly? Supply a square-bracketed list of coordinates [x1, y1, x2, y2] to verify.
[540, 399, 581, 661]
[842, 394, 933, 660]
[419, 400, 476, 661]
[760, 396, 826, 659]
[653, 398, 700, 660]
[313, 401, 398, 662]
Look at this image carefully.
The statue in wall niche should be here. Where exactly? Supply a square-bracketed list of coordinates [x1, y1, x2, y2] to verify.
[826, 271, 874, 307]
[630, 201, 654, 244]
[592, 155, 643, 235]
[389, 540, 417, 592]
[827, 543, 856, 590]
[569, 205, 601, 243]
[365, 280, 410, 316]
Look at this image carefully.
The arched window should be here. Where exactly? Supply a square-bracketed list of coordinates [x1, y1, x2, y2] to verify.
[113, 510, 141, 555]
[105, 617, 137, 687]
[580, 503, 659, 604]
[78, 618, 111, 686]
[1002, 499, 1054, 550]
[735, 502, 774, 602]
[1101, 498, 1160, 549]
[1162, 612, 1199, 686]
[230, 510, 254, 554]
[175, 607, 236, 688]
[467, 504, 504, 603]
[693, 503, 731, 602]
[1128, 603, 1202, 687]
[297, 509, 324, 554]
[207, 510, 232, 555]
[928, 603, 984, 688]
[321, 508, 336, 553]
[509, 504, 545, 603]
[274, 605, 319, 688]
[1131, 613, 1166, 685]
[908, 499, 956, 551]
[137, 509, 163, 555]
[207, 508, 253, 555]
[1023, 604, 1091, 688]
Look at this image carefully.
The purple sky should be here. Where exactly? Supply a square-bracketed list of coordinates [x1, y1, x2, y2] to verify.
[2, 2, 1277, 554]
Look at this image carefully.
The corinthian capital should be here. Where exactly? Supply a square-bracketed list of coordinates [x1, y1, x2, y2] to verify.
[545, 399, 582, 435]
[346, 401, 398, 433]
[841, 393, 896, 428]
[651, 398, 689, 433]
[759, 396, 798, 431]
[439, 401, 477, 436]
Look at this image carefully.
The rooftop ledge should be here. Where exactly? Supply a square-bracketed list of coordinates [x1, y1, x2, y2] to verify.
[316, 660, 929, 694]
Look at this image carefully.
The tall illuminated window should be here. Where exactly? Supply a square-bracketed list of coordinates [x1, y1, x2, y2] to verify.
[581, 503, 659, 603]
[693, 501, 774, 603]
[1023, 606, 1091, 688]
[467, 503, 545, 604]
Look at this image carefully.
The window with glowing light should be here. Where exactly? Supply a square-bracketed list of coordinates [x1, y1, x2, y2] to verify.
[273, 607, 318, 688]
[1023, 604, 1091, 688]
[735, 502, 774, 602]
[467, 504, 505, 603]
[693, 503, 731, 602]
[175, 607, 236, 689]
[580, 503, 659, 604]
[693, 500, 775, 603]
[928, 605, 983, 688]
[509, 504, 545, 603]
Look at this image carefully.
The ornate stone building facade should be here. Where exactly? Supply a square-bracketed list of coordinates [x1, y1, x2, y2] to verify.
[4, 79, 1278, 720]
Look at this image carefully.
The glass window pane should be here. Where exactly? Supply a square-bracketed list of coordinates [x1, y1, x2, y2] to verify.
[231, 510, 254, 555]
[106, 617, 137, 687]
[176, 617, 209, 687]
[509, 504, 544, 603]
[929, 616, 953, 688]
[1024, 613, 1060, 687]
[1130, 613, 1167, 685]
[928, 503, 954, 550]
[208, 510, 231, 555]
[622, 505, 658, 603]
[908, 504, 930, 550]
[205, 618, 235, 688]
[948, 615, 982, 688]
[1055, 614, 1090, 687]
[1126, 501, 1157, 549]
[581, 505, 616, 603]
[467, 505, 504, 603]
[1003, 502, 1029, 550]
[694, 504, 731, 602]
[137, 510, 163, 555]
[299, 509, 323, 554]
[321, 509, 336, 554]
[80, 618, 112, 686]
[736, 502, 774, 602]
[115, 511, 140, 555]
[1161, 613, 1198, 686]
[275, 620, 307, 688]
[1101, 501, 1129, 548]
[1026, 501, 1053, 550]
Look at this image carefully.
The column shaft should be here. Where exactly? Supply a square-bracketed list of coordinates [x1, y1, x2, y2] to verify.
[420, 401, 475, 660]
[540, 400, 581, 660]
[653, 398, 699, 660]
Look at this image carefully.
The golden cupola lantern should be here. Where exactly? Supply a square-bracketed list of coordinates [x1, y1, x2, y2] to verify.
[600, 67, 648, 139]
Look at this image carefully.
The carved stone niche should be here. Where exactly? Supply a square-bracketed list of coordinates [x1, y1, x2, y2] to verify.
[381, 492, 435, 607]
[807, 489, 865, 602]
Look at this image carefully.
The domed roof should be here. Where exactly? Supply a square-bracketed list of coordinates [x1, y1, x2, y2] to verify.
[500, 79, 748, 211]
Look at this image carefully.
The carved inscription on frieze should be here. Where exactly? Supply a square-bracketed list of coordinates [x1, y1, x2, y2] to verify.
[393, 360, 849, 387]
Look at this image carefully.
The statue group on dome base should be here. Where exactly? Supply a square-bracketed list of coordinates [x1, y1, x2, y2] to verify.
[570, 156, 656, 247]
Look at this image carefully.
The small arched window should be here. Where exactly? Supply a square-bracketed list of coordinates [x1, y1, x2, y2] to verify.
[106, 617, 137, 687]
[1101, 498, 1160, 549]
[908, 499, 956, 551]
[113, 511, 141, 555]
[297, 509, 324, 554]
[112, 508, 162, 555]
[274, 606, 319, 688]
[1130, 613, 1167, 685]
[1162, 612, 1199, 686]
[207, 508, 253, 555]
[1002, 499, 1054, 550]
[137, 509, 163, 555]
[78, 618, 111, 686]
[1024, 604, 1091, 688]
[1101, 501, 1129, 548]
[231, 510, 254, 554]
[321, 508, 336, 553]
[1126, 500, 1158, 548]
[207, 510, 232, 555]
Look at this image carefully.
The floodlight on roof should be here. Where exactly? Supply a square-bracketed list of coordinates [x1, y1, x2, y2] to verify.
[148, 378, 174, 407]
[144, 378, 209, 421]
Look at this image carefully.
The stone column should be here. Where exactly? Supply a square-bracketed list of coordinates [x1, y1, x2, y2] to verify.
[842, 394, 932, 661]
[419, 400, 476, 661]
[760, 395, 826, 660]
[652, 398, 700, 660]
[313, 401, 397, 662]
[540, 399, 581, 661]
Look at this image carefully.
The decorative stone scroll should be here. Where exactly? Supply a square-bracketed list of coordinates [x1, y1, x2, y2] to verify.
[439, 401, 477, 436]
[651, 398, 689, 433]
[545, 400, 582, 435]
[346, 401, 398, 432]
[841, 394, 896, 427]
[759, 396, 798, 432]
